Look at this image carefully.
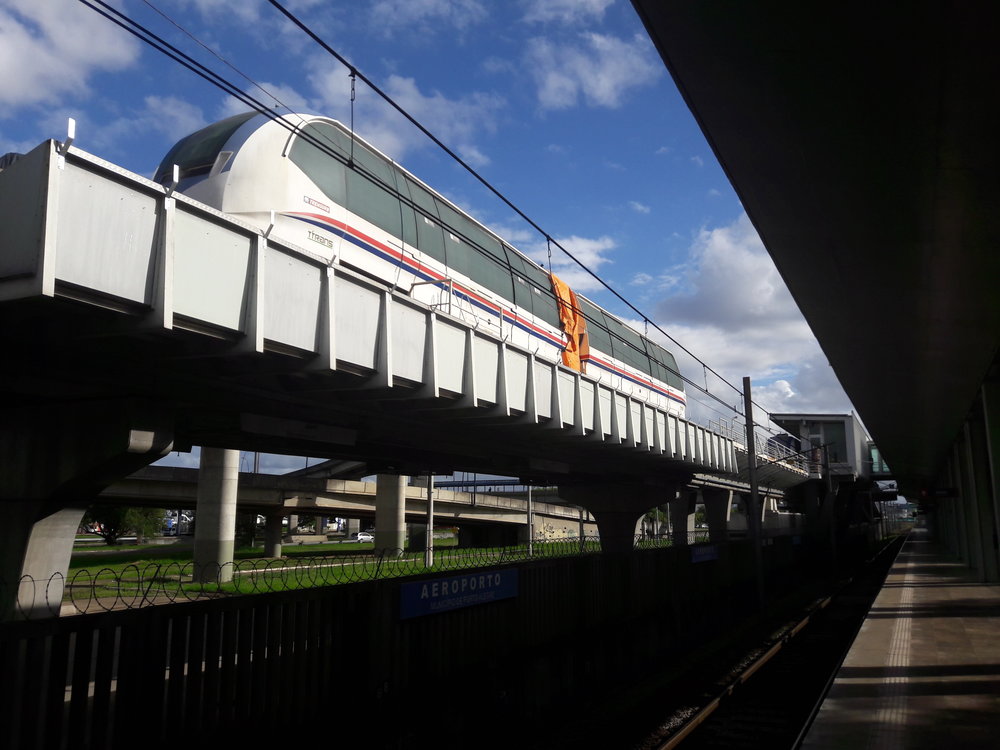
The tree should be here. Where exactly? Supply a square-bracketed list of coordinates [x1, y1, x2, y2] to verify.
[84, 505, 164, 545]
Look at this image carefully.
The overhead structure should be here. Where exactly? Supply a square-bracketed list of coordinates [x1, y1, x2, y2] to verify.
[632, 1, 1000, 492]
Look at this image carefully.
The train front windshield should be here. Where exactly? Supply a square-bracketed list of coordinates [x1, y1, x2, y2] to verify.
[154, 111, 259, 185]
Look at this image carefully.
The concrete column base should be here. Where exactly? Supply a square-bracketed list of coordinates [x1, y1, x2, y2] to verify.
[193, 447, 240, 583]
[670, 491, 696, 546]
[375, 474, 407, 553]
[264, 514, 283, 558]
[0, 400, 173, 620]
[2, 503, 86, 620]
[559, 481, 685, 555]
[703, 488, 732, 543]
[409, 523, 427, 552]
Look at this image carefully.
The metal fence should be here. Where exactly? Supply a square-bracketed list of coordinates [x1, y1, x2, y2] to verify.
[5, 536, 612, 620]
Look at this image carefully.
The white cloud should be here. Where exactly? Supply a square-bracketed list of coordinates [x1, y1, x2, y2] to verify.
[483, 56, 515, 75]
[217, 82, 312, 118]
[521, 0, 614, 25]
[369, 0, 488, 35]
[629, 200, 651, 214]
[522, 234, 616, 292]
[690, 155, 704, 167]
[305, 62, 503, 165]
[656, 213, 803, 328]
[656, 146, 672, 155]
[640, 213, 853, 425]
[526, 33, 662, 110]
[94, 96, 207, 157]
[0, 131, 40, 156]
[632, 272, 653, 286]
[0, 0, 141, 116]
[707, 188, 722, 198]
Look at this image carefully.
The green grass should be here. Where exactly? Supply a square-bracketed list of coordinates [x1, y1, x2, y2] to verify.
[58, 534, 611, 614]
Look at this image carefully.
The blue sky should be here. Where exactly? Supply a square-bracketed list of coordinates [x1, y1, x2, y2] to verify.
[0, 0, 856, 471]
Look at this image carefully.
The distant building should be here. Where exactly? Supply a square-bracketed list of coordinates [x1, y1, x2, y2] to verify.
[769, 412, 885, 481]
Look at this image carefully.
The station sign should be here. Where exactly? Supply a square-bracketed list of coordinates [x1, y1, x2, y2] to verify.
[691, 544, 720, 563]
[399, 569, 518, 619]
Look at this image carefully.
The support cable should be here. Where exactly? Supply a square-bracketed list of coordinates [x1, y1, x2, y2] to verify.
[141, 0, 291, 111]
[79, 0, 786, 430]
[264, 0, 783, 426]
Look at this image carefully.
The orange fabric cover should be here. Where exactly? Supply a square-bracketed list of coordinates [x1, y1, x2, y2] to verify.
[550, 272, 589, 372]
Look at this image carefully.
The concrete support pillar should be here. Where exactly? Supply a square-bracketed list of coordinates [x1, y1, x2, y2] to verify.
[588, 509, 642, 554]
[346, 518, 361, 536]
[952, 446, 971, 564]
[964, 394, 999, 581]
[702, 488, 731, 543]
[2, 503, 86, 620]
[288, 514, 299, 534]
[558, 482, 680, 555]
[957, 433, 985, 576]
[669, 491, 696, 546]
[316, 516, 327, 534]
[0, 400, 173, 620]
[193, 447, 240, 583]
[264, 514, 283, 558]
[983, 381, 1000, 574]
[801, 481, 822, 537]
[409, 523, 427, 552]
[375, 474, 407, 553]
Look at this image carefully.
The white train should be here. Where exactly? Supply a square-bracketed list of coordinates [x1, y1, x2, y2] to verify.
[155, 112, 686, 416]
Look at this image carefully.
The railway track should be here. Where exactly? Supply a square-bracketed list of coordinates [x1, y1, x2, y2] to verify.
[645, 536, 905, 750]
[518, 536, 904, 750]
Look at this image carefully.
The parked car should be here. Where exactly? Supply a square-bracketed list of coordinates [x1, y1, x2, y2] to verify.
[353, 531, 375, 543]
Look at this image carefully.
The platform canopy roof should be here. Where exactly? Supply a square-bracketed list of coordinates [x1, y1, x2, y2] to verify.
[631, 1, 1000, 491]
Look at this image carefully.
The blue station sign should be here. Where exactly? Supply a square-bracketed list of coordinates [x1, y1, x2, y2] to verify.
[400, 569, 518, 619]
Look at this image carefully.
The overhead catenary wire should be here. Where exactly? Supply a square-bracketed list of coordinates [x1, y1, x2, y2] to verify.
[140, 0, 294, 113]
[263, 0, 784, 424]
[79, 0, 787, 430]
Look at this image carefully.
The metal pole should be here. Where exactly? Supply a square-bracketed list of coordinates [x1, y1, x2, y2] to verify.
[527, 484, 534, 556]
[743, 376, 765, 607]
[424, 473, 434, 569]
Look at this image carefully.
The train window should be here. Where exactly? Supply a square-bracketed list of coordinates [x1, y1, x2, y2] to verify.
[393, 172, 419, 249]
[403, 177, 447, 264]
[579, 298, 612, 354]
[432, 198, 513, 301]
[660, 348, 684, 390]
[508, 250, 536, 316]
[346, 142, 403, 239]
[516, 257, 561, 329]
[289, 122, 348, 205]
[646, 342, 666, 384]
[155, 110, 258, 185]
[619, 325, 650, 373]
[603, 314, 644, 373]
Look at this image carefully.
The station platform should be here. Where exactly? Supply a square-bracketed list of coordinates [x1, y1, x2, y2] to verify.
[801, 524, 1000, 748]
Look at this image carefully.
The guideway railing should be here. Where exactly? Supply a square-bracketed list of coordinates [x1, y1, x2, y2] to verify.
[707, 419, 810, 473]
